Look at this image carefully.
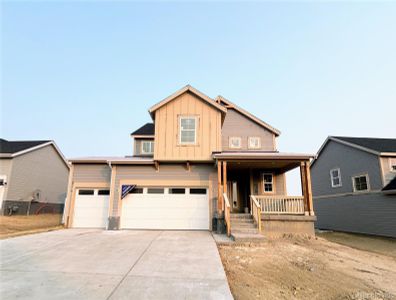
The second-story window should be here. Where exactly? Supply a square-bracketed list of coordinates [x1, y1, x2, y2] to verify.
[352, 174, 369, 192]
[229, 137, 242, 149]
[390, 158, 396, 172]
[141, 140, 154, 154]
[330, 168, 342, 188]
[179, 116, 197, 144]
[248, 137, 261, 149]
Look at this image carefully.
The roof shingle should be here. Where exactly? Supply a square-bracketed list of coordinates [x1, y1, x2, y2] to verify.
[130, 123, 155, 136]
[333, 136, 396, 153]
[0, 139, 50, 154]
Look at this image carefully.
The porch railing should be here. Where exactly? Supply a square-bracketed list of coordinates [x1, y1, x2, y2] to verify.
[223, 193, 231, 237]
[255, 195, 305, 215]
[250, 195, 262, 232]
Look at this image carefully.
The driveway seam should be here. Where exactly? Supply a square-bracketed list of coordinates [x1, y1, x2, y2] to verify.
[105, 230, 163, 300]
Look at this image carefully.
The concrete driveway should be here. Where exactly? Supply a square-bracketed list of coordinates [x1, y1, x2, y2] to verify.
[0, 230, 233, 300]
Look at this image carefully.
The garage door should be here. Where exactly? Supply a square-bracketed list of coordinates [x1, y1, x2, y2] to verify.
[120, 187, 209, 230]
[72, 189, 109, 228]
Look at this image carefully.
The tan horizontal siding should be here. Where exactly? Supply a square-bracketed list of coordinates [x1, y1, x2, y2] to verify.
[222, 109, 275, 151]
[6, 145, 69, 204]
[73, 164, 111, 183]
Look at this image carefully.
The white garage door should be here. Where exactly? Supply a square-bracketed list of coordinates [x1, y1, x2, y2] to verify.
[73, 189, 109, 228]
[121, 187, 209, 230]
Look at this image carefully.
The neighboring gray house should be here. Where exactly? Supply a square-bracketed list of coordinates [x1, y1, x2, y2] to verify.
[311, 136, 396, 238]
[0, 139, 69, 215]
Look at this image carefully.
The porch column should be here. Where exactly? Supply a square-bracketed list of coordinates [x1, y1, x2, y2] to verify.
[223, 161, 227, 201]
[217, 160, 223, 215]
[300, 162, 309, 216]
[304, 162, 314, 216]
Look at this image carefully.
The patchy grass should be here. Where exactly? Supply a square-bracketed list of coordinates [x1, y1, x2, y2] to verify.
[0, 214, 63, 239]
[218, 236, 396, 300]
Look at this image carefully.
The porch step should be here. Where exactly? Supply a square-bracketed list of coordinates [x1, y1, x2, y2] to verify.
[231, 232, 266, 243]
[232, 228, 259, 234]
[230, 213, 252, 220]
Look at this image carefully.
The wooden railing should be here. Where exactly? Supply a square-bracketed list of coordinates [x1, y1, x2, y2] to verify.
[250, 195, 262, 232]
[223, 193, 231, 237]
[255, 195, 305, 215]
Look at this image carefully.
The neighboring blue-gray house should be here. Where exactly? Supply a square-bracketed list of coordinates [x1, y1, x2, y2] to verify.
[311, 136, 396, 238]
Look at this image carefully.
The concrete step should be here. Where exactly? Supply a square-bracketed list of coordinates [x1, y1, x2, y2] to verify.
[231, 219, 254, 225]
[231, 222, 256, 228]
[231, 232, 266, 243]
[232, 228, 259, 234]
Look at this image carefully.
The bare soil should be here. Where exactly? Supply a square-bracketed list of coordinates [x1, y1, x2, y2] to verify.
[0, 214, 63, 239]
[218, 235, 396, 300]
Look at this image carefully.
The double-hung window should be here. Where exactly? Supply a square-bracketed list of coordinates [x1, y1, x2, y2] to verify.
[179, 116, 197, 144]
[141, 140, 154, 154]
[263, 173, 274, 193]
[248, 137, 261, 149]
[229, 137, 242, 149]
[352, 174, 369, 192]
[330, 168, 342, 188]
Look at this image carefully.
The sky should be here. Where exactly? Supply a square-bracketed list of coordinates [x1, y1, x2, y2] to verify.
[1, 1, 395, 194]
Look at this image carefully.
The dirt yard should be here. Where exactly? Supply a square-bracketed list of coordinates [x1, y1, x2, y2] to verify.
[218, 235, 396, 300]
[0, 214, 63, 239]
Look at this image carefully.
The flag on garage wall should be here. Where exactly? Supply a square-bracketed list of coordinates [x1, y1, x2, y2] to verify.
[121, 185, 136, 199]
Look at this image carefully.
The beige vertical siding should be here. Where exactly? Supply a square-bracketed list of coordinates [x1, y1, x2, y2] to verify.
[111, 164, 217, 220]
[221, 109, 275, 151]
[6, 145, 69, 204]
[380, 156, 396, 186]
[73, 164, 111, 183]
[153, 91, 222, 161]
[0, 158, 13, 200]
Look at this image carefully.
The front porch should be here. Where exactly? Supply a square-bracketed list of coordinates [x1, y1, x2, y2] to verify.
[213, 152, 316, 238]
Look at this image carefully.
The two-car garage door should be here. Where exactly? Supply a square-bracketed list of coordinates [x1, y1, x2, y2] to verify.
[120, 187, 209, 230]
[72, 187, 209, 230]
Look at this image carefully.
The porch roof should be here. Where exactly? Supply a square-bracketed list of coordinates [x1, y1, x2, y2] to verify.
[213, 151, 315, 172]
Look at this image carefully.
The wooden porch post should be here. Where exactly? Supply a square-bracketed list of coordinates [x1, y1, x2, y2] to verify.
[300, 162, 309, 215]
[217, 160, 223, 215]
[304, 162, 314, 216]
[223, 161, 227, 200]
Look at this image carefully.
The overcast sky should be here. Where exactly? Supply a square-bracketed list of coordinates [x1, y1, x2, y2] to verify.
[1, 2, 395, 194]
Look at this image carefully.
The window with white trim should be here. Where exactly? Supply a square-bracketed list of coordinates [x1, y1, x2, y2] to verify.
[263, 173, 273, 192]
[390, 158, 396, 172]
[179, 116, 197, 144]
[229, 137, 241, 149]
[352, 174, 369, 192]
[141, 140, 154, 154]
[248, 137, 261, 149]
[330, 168, 342, 188]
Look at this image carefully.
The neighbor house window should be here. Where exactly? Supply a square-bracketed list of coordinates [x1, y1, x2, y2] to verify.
[179, 116, 197, 144]
[263, 173, 274, 193]
[248, 137, 261, 149]
[330, 168, 342, 188]
[229, 137, 242, 149]
[352, 175, 369, 192]
[141, 140, 154, 154]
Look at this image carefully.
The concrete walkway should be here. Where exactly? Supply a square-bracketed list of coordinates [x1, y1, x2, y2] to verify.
[0, 229, 233, 300]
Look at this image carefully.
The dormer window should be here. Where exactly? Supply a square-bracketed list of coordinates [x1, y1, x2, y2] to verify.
[248, 137, 261, 149]
[179, 116, 197, 145]
[141, 140, 154, 154]
[229, 137, 242, 149]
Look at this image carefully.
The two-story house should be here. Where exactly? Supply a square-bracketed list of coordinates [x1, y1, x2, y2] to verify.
[311, 136, 396, 238]
[64, 85, 316, 238]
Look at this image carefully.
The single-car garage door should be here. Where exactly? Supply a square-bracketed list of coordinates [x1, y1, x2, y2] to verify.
[72, 189, 109, 228]
[120, 187, 209, 230]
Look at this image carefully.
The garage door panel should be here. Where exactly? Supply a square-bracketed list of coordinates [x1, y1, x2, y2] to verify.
[73, 192, 109, 228]
[120, 189, 209, 230]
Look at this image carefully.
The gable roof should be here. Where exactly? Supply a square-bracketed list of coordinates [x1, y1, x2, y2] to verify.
[215, 95, 281, 136]
[332, 136, 396, 153]
[0, 139, 50, 154]
[130, 123, 155, 136]
[148, 85, 227, 119]
[311, 136, 396, 167]
[0, 138, 69, 167]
